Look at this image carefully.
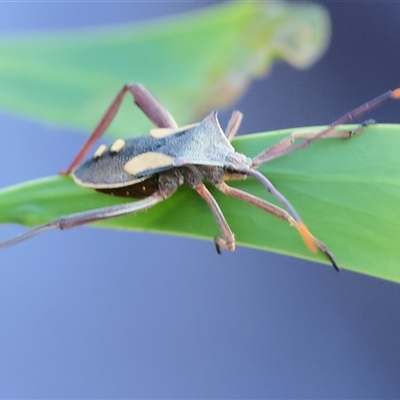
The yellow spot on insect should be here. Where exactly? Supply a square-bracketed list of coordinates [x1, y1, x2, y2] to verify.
[149, 128, 174, 138]
[149, 123, 200, 139]
[124, 152, 175, 176]
[110, 138, 126, 153]
[93, 144, 107, 159]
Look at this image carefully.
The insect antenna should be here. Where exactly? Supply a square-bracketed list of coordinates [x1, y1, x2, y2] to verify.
[246, 168, 316, 252]
[288, 88, 400, 155]
[253, 88, 400, 165]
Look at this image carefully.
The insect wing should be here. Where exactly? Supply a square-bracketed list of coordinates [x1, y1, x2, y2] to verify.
[73, 111, 233, 189]
[73, 135, 173, 188]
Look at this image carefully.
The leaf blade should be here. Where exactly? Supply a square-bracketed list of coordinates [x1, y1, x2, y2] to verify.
[0, 124, 399, 283]
[0, 1, 330, 136]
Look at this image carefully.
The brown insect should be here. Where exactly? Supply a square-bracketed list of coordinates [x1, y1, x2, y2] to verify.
[1, 84, 400, 270]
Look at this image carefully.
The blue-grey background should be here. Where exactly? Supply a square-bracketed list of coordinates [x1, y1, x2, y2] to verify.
[1, 1, 400, 398]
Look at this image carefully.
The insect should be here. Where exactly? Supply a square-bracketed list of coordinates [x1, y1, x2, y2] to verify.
[1, 84, 399, 270]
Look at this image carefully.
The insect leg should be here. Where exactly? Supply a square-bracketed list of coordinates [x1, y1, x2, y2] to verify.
[195, 183, 235, 253]
[225, 111, 243, 142]
[60, 83, 178, 175]
[252, 120, 374, 167]
[131, 84, 178, 129]
[217, 181, 339, 270]
[0, 193, 166, 251]
[252, 88, 400, 166]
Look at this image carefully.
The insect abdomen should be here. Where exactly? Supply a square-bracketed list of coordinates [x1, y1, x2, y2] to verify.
[96, 175, 159, 198]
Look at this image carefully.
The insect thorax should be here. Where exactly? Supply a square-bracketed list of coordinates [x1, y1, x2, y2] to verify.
[158, 165, 226, 193]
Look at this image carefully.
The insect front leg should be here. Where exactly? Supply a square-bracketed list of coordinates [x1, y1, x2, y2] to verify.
[60, 83, 178, 175]
[252, 88, 400, 166]
[216, 181, 339, 271]
[0, 192, 168, 251]
[252, 120, 374, 167]
[195, 183, 235, 253]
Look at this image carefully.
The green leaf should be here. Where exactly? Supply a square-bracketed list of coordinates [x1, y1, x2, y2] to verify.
[0, 1, 330, 137]
[1, 124, 400, 283]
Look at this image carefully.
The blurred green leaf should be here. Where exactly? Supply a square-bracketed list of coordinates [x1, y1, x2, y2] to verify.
[1, 125, 400, 283]
[0, 1, 330, 136]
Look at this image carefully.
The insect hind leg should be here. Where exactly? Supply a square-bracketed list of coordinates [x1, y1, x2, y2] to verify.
[60, 83, 178, 175]
[0, 193, 166, 251]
